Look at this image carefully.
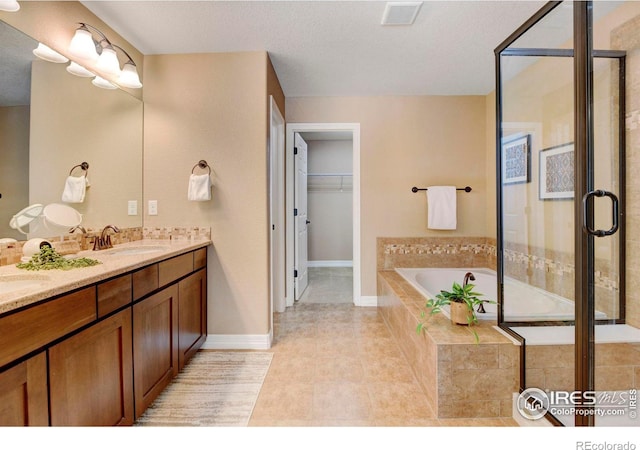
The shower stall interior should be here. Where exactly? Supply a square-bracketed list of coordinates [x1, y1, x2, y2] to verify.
[495, 1, 639, 427]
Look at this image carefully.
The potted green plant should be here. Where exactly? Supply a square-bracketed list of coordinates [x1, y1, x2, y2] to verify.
[415, 277, 495, 343]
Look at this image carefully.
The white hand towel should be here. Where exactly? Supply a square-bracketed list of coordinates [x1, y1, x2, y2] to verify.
[188, 174, 212, 201]
[427, 186, 457, 230]
[61, 175, 87, 203]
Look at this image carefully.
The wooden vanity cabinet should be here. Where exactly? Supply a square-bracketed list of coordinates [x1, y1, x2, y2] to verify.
[133, 284, 179, 418]
[0, 352, 48, 426]
[49, 308, 134, 426]
[0, 245, 208, 426]
[178, 268, 207, 370]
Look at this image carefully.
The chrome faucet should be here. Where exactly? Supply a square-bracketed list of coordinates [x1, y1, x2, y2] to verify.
[93, 225, 120, 251]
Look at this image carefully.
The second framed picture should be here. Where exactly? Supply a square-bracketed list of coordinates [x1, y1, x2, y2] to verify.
[539, 142, 574, 200]
[502, 134, 531, 184]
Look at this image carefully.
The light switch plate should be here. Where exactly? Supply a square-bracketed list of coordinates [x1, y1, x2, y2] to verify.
[128, 200, 137, 216]
[148, 200, 158, 216]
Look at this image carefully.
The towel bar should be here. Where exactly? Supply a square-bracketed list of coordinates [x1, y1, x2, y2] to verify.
[69, 162, 89, 176]
[192, 160, 211, 175]
[412, 186, 472, 193]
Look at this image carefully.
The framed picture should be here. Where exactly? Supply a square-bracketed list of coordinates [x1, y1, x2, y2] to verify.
[502, 134, 531, 184]
[539, 142, 574, 200]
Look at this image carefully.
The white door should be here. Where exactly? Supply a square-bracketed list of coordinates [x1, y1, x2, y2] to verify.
[294, 133, 309, 300]
[269, 97, 286, 314]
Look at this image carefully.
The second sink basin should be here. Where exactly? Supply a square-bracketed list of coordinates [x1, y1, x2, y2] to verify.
[0, 274, 50, 295]
[105, 245, 169, 256]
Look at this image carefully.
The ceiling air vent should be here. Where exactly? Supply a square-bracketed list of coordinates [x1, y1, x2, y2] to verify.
[381, 2, 423, 26]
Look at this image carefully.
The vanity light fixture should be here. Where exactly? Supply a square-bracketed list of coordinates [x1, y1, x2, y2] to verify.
[0, 0, 20, 12]
[67, 23, 142, 89]
[67, 61, 95, 78]
[33, 43, 69, 64]
[92, 75, 118, 90]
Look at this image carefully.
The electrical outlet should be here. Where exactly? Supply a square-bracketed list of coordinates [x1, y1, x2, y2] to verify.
[128, 200, 137, 216]
[148, 200, 158, 216]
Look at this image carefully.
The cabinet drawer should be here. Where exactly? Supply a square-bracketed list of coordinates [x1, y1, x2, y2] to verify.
[97, 274, 132, 318]
[0, 287, 96, 368]
[194, 247, 207, 270]
[158, 253, 193, 287]
[133, 264, 158, 300]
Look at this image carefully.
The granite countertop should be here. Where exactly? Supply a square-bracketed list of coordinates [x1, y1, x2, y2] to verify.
[0, 239, 212, 315]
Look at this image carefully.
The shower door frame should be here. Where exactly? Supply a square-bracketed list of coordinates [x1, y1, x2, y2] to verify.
[494, 1, 627, 427]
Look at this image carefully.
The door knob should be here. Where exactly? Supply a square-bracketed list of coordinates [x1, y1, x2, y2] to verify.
[306, 220, 311, 225]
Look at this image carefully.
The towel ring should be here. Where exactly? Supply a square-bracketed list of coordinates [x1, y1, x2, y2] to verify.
[192, 160, 211, 175]
[69, 162, 89, 176]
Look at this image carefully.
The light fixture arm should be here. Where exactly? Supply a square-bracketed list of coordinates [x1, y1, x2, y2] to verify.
[112, 44, 138, 67]
[78, 22, 114, 50]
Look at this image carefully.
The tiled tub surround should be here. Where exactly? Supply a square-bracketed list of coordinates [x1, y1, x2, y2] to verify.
[0, 226, 211, 267]
[0, 236, 212, 315]
[377, 270, 519, 418]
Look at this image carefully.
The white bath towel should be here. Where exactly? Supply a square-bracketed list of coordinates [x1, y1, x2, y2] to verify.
[61, 175, 88, 203]
[427, 186, 457, 230]
[188, 174, 212, 201]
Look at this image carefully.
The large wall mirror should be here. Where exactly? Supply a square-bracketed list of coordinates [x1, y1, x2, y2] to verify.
[0, 19, 143, 240]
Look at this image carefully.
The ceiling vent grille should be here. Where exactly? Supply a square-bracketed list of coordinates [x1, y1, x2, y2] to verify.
[381, 2, 423, 26]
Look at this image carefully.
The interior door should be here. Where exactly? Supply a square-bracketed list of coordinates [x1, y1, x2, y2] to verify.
[294, 132, 309, 300]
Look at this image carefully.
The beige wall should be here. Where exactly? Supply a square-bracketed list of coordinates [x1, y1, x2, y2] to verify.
[29, 60, 143, 233]
[287, 96, 488, 297]
[143, 52, 276, 336]
[0, 106, 29, 240]
[307, 139, 353, 262]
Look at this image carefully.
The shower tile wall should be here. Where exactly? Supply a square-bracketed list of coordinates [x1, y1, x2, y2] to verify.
[613, 13, 640, 329]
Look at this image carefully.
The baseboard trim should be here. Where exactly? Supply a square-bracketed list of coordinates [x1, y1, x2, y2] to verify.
[202, 332, 272, 350]
[355, 295, 378, 307]
[308, 260, 353, 268]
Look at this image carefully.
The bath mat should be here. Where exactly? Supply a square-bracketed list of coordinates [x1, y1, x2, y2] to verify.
[135, 351, 273, 426]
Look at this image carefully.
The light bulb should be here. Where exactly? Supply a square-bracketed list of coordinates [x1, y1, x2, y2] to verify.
[92, 76, 117, 90]
[96, 46, 121, 77]
[33, 43, 69, 63]
[67, 61, 95, 78]
[0, 0, 20, 12]
[117, 62, 142, 89]
[69, 27, 99, 62]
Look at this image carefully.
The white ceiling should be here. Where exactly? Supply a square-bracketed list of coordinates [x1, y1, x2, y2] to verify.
[81, 0, 547, 97]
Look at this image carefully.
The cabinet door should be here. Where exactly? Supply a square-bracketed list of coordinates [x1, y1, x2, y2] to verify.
[133, 284, 179, 418]
[178, 269, 207, 370]
[0, 352, 48, 426]
[49, 309, 134, 426]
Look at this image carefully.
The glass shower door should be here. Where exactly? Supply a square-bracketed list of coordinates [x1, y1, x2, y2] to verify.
[496, 0, 633, 427]
[497, 3, 578, 427]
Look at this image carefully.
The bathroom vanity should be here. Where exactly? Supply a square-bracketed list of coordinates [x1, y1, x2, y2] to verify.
[0, 240, 210, 426]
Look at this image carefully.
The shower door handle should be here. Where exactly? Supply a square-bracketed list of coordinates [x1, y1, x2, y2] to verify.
[582, 190, 619, 237]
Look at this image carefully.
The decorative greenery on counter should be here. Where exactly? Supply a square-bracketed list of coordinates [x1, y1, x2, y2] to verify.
[16, 245, 101, 271]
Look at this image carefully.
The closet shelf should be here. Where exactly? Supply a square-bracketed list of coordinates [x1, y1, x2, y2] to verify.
[307, 173, 353, 192]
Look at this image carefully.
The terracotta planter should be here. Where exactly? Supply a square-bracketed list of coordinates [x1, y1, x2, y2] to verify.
[450, 301, 474, 325]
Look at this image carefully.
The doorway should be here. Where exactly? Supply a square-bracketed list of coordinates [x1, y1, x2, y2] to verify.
[285, 123, 361, 308]
[297, 131, 354, 304]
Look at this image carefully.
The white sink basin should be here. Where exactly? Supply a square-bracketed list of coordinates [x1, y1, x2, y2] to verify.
[105, 245, 169, 256]
[0, 275, 49, 295]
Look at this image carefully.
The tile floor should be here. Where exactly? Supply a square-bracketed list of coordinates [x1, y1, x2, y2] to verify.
[249, 267, 518, 426]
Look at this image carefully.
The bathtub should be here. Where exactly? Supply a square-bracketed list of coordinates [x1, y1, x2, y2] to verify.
[394, 267, 607, 322]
